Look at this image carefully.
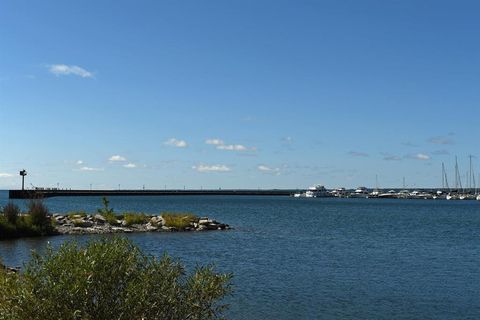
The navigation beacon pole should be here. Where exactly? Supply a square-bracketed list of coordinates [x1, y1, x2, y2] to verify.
[19, 169, 27, 191]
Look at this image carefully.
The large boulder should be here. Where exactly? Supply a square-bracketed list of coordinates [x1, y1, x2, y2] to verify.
[150, 216, 165, 226]
[94, 214, 107, 224]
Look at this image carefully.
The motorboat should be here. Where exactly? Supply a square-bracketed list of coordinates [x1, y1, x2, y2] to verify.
[350, 187, 369, 198]
[305, 185, 330, 198]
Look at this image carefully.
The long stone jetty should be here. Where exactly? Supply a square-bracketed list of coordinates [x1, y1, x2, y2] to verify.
[9, 189, 299, 199]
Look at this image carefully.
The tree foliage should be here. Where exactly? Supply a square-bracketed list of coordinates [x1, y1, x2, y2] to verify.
[0, 237, 232, 320]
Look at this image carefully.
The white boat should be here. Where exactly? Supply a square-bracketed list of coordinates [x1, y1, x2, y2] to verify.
[350, 187, 369, 198]
[331, 187, 347, 198]
[378, 190, 398, 198]
[305, 185, 331, 198]
[477, 194, 480, 201]
[446, 193, 459, 200]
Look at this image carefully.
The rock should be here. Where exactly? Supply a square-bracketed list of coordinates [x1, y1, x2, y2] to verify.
[161, 226, 177, 232]
[111, 227, 130, 233]
[196, 225, 207, 231]
[145, 223, 158, 231]
[94, 214, 106, 223]
[198, 219, 211, 225]
[74, 220, 94, 228]
[150, 216, 165, 226]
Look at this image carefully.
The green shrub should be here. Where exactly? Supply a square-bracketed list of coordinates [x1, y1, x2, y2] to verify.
[0, 237, 232, 320]
[162, 212, 198, 230]
[97, 196, 113, 215]
[123, 212, 148, 226]
[2, 202, 20, 224]
[27, 200, 49, 227]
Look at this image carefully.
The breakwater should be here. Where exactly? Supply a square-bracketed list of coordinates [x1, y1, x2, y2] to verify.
[9, 189, 300, 199]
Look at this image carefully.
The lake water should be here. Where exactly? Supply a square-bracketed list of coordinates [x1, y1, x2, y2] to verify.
[1, 191, 480, 319]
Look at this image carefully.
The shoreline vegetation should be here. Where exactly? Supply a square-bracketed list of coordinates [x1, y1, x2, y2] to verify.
[0, 197, 231, 240]
[0, 237, 232, 319]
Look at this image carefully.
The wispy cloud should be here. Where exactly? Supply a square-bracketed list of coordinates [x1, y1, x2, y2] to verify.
[257, 165, 281, 175]
[282, 136, 293, 144]
[348, 151, 369, 157]
[48, 64, 94, 78]
[123, 163, 137, 168]
[205, 139, 224, 145]
[432, 149, 450, 155]
[409, 153, 430, 160]
[217, 144, 250, 151]
[382, 153, 402, 161]
[76, 160, 84, 165]
[405, 153, 430, 160]
[164, 138, 188, 148]
[205, 138, 255, 152]
[109, 155, 127, 162]
[416, 153, 430, 160]
[402, 141, 418, 147]
[80, 166, 104, 171]
[0, 173, 14, 178]
[192, 164, 231, 173]
[428, 136, 455, 145]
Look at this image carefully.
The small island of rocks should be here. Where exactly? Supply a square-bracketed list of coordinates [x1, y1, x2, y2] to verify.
[53, 213, 231, 235]
[0, 197, 231, 240]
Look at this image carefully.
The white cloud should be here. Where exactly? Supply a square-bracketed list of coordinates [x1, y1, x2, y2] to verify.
[123, 163, 137, 168]
[192, 164, 231, 173]
[80, 167, 103, 171]
[164, 138, 188, 148]
[48, 64, 94, 78]
[205, 139, 224, 145]
[205, 138, 255, 152]
[109, 155, 127, 162]
[76, 160, 84, 165]
[415, 153, 430, 160]
[0, 173, 14, 178]
[217, 144, 248, 151]
[257, 165, 281, 175]
[382, 153, 402, 161]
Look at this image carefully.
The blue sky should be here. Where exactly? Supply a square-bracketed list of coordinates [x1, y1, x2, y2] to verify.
[0, 0, 479, 189]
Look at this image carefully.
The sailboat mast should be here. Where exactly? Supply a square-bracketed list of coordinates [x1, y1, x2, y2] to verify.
[455, 156, 458, 189]
[442, 162, 445, 189]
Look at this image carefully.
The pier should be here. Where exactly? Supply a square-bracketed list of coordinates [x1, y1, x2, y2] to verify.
[8, 189, 300, 199]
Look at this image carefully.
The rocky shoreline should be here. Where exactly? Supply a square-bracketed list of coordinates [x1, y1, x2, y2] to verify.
[52, 213, 232, 235]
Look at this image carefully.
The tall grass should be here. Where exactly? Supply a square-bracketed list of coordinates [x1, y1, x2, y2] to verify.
[2, 202, 20, 224]
[123, 213, 148, 226]
[162, 213, 198, 230]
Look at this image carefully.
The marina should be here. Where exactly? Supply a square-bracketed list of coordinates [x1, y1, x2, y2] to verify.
[8, 186, 480, 201]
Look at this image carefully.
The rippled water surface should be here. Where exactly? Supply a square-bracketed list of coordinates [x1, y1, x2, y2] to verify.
[1, 191, 480, 319]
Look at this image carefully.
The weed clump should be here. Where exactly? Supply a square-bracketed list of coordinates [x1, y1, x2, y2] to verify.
[162, 213, 198, 230]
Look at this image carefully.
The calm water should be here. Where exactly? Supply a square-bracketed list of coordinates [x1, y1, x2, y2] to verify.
[1, 191, 480, 319]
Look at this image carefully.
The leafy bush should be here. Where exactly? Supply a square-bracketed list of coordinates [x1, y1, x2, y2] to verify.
[123, 212, 148, 226]
[97, 196, 113, 215]
[97, 197, 118, 224]
[0, 237, 232, 320]
[2, 202, 20, 224]
[162, 212, 198, 230]
[27, 199, 49, 227]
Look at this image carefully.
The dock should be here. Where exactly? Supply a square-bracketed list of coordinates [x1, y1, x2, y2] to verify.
[8, 189, 300, 199]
